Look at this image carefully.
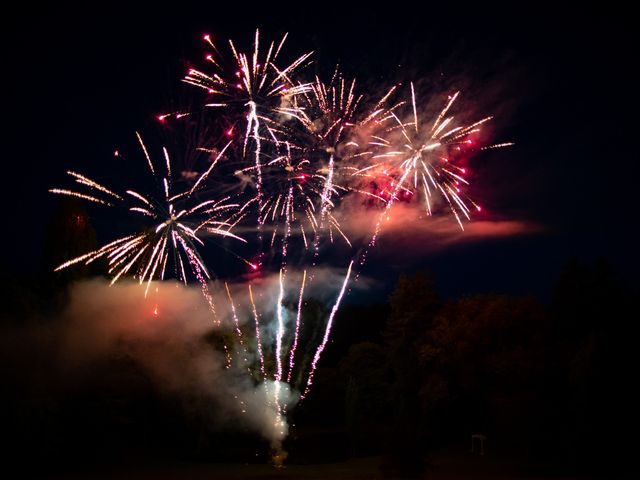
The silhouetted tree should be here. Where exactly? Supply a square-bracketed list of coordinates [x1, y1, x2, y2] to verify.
[381, 271, 440, 474]
[418, 294, 548, 450]
[548, 259, 634, 473]
[340, 341, 393, 455]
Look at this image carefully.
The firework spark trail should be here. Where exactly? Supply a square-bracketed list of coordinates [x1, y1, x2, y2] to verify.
[249, 285, 266, 378]
[274, 269, 286, 412]
[481, 142, 515, 151]
[247, 284, 277, 424]
[246, 100, 264, 225]
[302, 261, 353, 399]
[366, 159, 413, 253]
[48, 189, 112, 206]
[66, 171, 123, 200]
[174, 233, 217, 315]
[189, 140, 233, 194]
[286, 270, 306, 383]
[313, 154, 335, 256]
[411, 82, 418, 133]
[136, 131, 156, 175]
[280, 184, 294, 260]
[225, 282, 251, 369]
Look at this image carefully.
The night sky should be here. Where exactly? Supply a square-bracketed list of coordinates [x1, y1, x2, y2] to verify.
[3, 2, 637, 299]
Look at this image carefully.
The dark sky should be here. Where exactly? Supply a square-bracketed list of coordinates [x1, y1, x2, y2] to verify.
[3, 2, 637, 299]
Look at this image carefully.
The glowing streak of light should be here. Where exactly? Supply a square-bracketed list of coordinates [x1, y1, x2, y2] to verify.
[247, 101, 264, 224]
[225, 282, 250, 368]
[411, 82, 418, 133]
[49, 189, 111, 206]
[189, 140, 232, 194]
[274, 269, 286, 410]
[67, 171, 122, 200]
[482, 142, 515, 150]
[286, 270, 306, 384]
[136, 131, 155, 175]
[248, 285, 266, 379]
[302, 261, 353, 398]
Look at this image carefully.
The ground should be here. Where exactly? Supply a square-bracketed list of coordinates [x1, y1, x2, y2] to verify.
[48, 452, 584, 479]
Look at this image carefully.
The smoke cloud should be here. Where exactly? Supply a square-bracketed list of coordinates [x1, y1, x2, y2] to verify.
[59, 279, 291, 444]
[12, 264, 361, 452]
[332, 197, 539, 257]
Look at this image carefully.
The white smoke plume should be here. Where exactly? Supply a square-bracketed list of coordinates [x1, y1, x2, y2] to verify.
[56, 265, 364, 448]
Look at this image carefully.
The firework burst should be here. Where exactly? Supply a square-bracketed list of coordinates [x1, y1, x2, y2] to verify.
[358, 84, 513, 249]
[50, 133, 246, 305]
[181, 30, 313, 223]
[253, 71, 401, 256]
